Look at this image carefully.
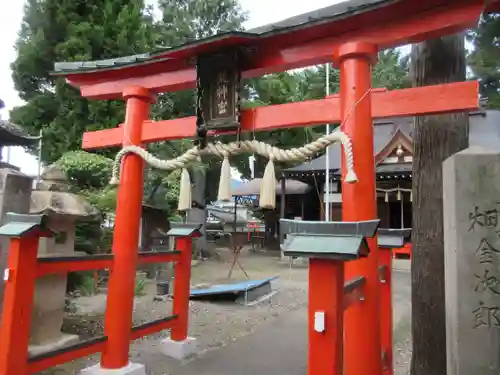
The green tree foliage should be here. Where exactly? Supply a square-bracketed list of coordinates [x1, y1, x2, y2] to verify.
[11, 0, 411, 212]
[373, 49, 411, 90]
[151, 0, 248, 123]
[58, 153, 116, 289]
[243, 48, 410, 179]
[144, 0, 249, 204]
[57, 151, 116, 254]
[57, 151, 113, 191]
[55, 149, 182, 254]
[469, 14, 500, 108]
[158, 0, 247, 45]
[10, 0, 155, 163]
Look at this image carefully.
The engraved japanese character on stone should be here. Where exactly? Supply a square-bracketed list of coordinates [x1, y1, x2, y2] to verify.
[472, 301, 500, 329]
[475, 237, 500, 264]
[469, 206, 500, 232]
[475, 269, 500, 295]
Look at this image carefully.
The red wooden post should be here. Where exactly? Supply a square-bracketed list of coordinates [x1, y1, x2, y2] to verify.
[0, 236, 39, 375]
[379, 248, 393, 375]
[171, 237, 193, 341]
[308, 259, 344, 375]
[101, 86, 153, 369]
[336, 41, 382, 375]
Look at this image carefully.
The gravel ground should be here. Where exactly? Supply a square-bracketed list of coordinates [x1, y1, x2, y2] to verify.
[38, 251, 309, 374]
[394, 334, 412, 375]
[36, 251, 412, 375]
[393, 307, 412, 375]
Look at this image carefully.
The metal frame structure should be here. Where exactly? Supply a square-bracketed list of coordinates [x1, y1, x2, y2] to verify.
[0, 0, 494, 374]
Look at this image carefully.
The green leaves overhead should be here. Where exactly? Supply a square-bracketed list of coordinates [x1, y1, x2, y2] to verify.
[469, 14, 500, 108]
[57, 150, 113, 189]
[157, 0, 248, 47]
[241, 48, 410, 179]
[10, 0, 155, 164]
[146, 0, 249, 204]
[10, 0, 412, 210]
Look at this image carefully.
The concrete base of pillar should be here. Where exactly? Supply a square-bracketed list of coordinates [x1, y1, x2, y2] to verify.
[160, 337, 197, 360]
[80, 362, 146, 375]
[28, 333, 79, 357]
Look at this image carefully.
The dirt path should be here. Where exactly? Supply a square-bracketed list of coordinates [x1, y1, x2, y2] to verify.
[171, 308, 307, 375]
[170, 268, 411, 375]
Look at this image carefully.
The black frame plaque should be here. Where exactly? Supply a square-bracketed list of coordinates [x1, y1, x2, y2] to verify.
[197, 49, 241, 131]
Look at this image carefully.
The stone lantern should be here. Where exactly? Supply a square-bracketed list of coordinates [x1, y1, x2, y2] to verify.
[28, 164, 100, 355]
[0, 120, 41, 314]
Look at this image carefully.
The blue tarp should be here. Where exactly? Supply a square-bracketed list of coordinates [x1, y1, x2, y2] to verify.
[190, 277, 278, 297]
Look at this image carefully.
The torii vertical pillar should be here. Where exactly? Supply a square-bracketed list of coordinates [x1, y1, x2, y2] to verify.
[100, 86, 153, 370]
[336, 42, 382, 375]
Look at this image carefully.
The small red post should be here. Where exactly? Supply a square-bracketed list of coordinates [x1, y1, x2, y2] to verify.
[171, 237, 193, 341]
[336, 41, 382, 375]
[379, 248, 393, 375]
[101, 86, 153, 369]
[308, 259, 344, 375]
[0, 236, 39, 375]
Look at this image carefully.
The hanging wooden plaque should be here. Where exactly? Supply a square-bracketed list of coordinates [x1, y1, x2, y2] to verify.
[196, 49, 241, 131]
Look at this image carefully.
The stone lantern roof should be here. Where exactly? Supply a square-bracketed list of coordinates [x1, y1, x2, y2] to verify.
[30, 164, 100, 221]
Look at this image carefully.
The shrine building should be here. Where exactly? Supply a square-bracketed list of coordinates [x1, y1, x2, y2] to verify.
[281, 107, 500, 228]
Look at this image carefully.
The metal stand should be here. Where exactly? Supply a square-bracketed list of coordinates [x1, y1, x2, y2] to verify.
[227, 231, 250, 279]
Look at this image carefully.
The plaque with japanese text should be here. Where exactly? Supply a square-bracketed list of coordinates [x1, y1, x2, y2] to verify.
[196, 49, 241, 132]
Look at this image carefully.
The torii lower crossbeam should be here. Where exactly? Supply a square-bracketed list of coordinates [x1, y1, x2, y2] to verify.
[82, 81, 478, 150]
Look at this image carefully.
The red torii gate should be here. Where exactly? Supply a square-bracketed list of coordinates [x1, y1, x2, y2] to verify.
[58, 1, 482, 374]
[0, 0, 491, 374]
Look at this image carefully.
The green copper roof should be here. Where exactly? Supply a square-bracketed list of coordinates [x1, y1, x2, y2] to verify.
[167, 223, 203, 237]
[0, 213, 52, 238]
[282, 233, 369, 260]
[280, 218, 380, 238]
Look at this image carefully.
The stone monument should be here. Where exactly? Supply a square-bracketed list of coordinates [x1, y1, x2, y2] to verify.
[29, 164, 100, 355]
[443, 146, 500, 375]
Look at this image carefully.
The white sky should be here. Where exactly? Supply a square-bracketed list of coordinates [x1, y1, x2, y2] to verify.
[0, 0, 374, 176]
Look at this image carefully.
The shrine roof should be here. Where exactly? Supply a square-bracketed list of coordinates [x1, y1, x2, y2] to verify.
[282, 109, 498, 179]
[0, 120, 40, 147]
[53, 0, 394, 75]
[53, 33, 259, 75]
[375, 163, 412, 174]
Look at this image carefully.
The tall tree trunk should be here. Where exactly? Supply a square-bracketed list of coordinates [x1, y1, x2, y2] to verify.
[410, 33, 469, 375]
